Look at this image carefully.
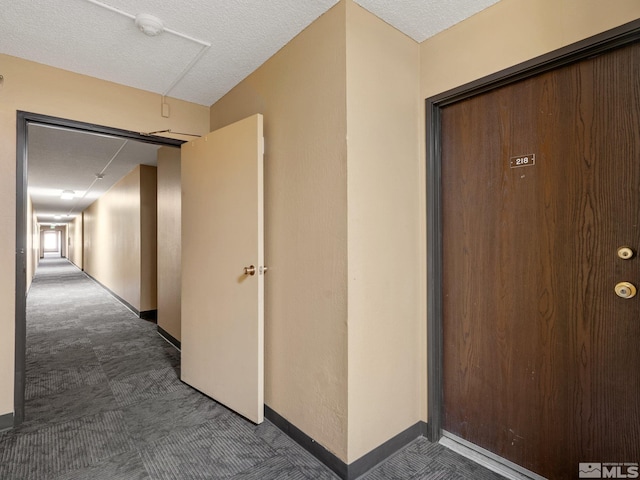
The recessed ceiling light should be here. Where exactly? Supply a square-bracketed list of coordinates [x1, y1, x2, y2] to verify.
[54, 215, 61, 220]
[61, 190, 75, 200]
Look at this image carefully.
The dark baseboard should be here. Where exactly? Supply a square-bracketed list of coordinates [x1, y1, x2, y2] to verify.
[0, 413, 14, 431]
[140, 310, 157, 322]
[264, 405, 427, 480]
[83, 272, 156, 321]
[348, 420, 428, 478]
[158, 326, 181, 350]
[265, 405, 347, 478]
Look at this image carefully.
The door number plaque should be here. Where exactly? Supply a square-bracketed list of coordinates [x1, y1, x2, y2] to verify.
[510, 154, 536, 168]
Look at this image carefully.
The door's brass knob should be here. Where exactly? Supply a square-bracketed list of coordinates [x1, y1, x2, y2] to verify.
[615, 281, 636, 299]
[244, 265, 256, 276]
[617, 246, 635, 260]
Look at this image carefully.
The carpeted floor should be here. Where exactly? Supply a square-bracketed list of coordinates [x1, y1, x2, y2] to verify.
[0, 257, 506, 480]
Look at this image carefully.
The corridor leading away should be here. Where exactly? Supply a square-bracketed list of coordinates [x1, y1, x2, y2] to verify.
[0, 258, 505, 480]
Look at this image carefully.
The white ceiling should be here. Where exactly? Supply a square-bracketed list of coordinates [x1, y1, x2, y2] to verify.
[4, 0, 501, 225]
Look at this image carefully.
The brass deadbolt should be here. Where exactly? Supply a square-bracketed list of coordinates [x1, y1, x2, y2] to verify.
[617, 246, 635, 260]
[615, 282, 637, 299]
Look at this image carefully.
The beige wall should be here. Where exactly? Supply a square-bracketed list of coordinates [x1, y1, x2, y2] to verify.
[157, 147, 182, 341]
[210, 0, 424, 464]
[210, 2, 349, 460]
[140, 165, 158, 312]
[68, 214, 83, 269]
[83, 165, 157, 313]
[345, 2, 422, 462]
[0, 53, 208, 418]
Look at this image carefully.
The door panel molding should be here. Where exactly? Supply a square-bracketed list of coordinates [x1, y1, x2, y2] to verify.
[425, 18, 640, 443]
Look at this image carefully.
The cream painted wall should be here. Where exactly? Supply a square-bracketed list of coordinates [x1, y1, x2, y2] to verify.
[157, 147, 182, 342]
[84, 166, 141, 309]
[210, 0, 424, 464]
[345, 2, 422, 463]
[83, 165, 157, 313]
[0, 54, 208, 417]
[210, 2, 349, 460]
[140, 165, 158, 312]
[68, 214, 84, 269]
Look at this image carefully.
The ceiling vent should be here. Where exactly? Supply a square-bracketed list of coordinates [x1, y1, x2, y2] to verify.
[134, 13, 164, 36]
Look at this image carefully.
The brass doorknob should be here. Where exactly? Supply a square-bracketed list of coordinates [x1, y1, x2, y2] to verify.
[617, 246, 635, 260]
[615, 282, 636, 299]
[244, 265, 256, 276]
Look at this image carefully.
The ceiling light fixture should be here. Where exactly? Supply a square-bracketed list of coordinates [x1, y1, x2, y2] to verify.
[135, 13, 164, 36]
[61, 190, 75, 200]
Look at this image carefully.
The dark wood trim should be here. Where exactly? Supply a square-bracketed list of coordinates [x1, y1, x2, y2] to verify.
[157, 326, 181, 350]
[0, 413, 14, 431]
[265, 405, 427, 480]
[14, 111, 184, 428]
[425, 19, 640, 443]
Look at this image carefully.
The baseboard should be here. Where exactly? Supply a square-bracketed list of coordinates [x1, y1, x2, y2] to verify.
[157, 326, 181, 350]
[348, 420, 428, 478]
[140, 310, 157, 322]
[264, 405, 427, 480]
[0, 412, 14, 431]
[83, 272, 156, 321]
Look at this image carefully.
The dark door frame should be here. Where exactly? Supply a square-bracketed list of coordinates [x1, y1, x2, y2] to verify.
[15, 111, 184, 426]
[425, 19, 640, 442]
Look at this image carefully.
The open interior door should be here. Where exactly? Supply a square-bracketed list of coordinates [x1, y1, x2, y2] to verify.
[181, 114, 264, 424]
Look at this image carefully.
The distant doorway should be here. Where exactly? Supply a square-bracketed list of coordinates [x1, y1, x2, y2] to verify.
[43, 230, 61, 257]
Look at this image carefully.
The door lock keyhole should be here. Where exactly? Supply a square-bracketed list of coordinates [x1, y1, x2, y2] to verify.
[615, 282, 637, 299]
[617, 246, 635, 260]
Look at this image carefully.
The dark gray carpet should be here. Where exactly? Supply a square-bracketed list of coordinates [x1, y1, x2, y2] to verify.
[0, 258, 506, 480]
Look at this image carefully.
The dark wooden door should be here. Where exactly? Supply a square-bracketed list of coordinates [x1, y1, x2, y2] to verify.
[441, 41, 640, 479]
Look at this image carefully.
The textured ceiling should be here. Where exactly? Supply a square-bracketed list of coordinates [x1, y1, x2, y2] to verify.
[354, 0, 501, 43]
[0, 0, 501, 107]
[5, 0, 502, 224]
[28, 124, 165, 224]
[1, 0, 340, 106]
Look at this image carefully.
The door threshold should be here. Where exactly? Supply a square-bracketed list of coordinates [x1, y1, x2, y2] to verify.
[440, 431, 547, 480]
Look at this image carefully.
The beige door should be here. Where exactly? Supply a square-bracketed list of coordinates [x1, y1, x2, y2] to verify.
[181, 114, 264, 424]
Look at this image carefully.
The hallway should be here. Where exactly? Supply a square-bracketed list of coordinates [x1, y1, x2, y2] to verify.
[0, 258, 504, 479]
